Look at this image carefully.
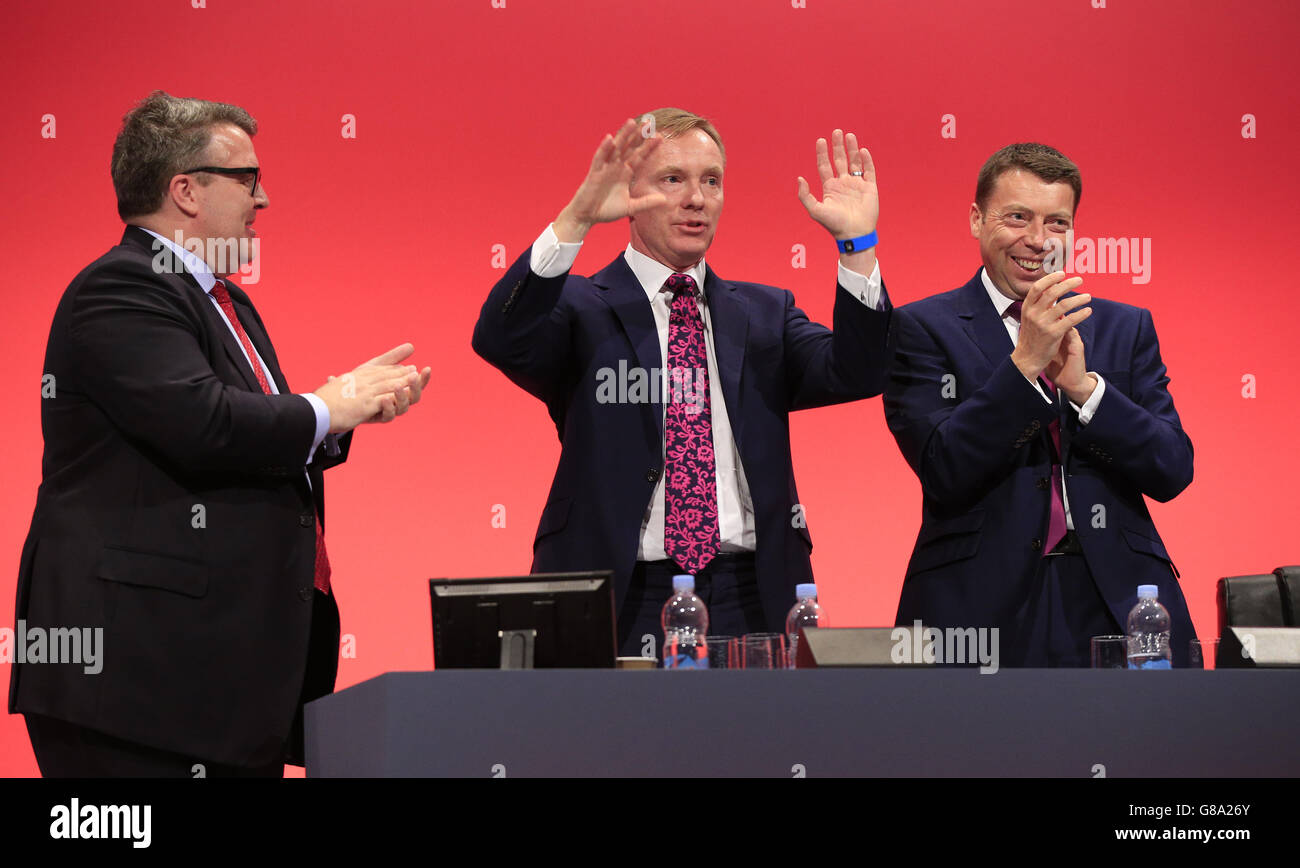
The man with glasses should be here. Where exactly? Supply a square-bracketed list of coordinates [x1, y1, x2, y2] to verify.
[10, 90, 432, 776]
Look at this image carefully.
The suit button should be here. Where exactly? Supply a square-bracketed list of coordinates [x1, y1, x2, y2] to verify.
[298, 587, 312, 601]
[1031, 538, 1042, 551]
[645, 468, 660, 483]
[1036, 477, 1050, 490]
[299, 512, 314, 528]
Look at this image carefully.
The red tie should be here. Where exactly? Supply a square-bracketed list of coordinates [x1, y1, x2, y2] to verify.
[211, 280, 332, 594]
[1007, 301, 1068, 556]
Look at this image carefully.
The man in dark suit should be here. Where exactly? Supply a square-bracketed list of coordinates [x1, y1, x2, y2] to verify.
[10, 91, 431, 775]
[884, 142, 1195, 667]
[473, 110, 893, 657]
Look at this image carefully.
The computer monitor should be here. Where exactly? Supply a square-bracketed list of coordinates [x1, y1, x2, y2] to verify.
[429, 571, 617, 669]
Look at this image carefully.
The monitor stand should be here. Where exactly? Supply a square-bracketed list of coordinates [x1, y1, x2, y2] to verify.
[498, 629, 537, 669]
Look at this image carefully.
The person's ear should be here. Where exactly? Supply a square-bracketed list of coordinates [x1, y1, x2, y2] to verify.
[169, 173, 202, 219]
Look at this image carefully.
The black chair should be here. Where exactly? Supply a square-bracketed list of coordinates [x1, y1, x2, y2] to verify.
[1216, 566, 1298, 636]
[1215, 566, 1299, 668]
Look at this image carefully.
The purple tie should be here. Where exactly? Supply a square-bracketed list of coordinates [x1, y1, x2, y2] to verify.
[1008, 301, 1068, 557]
[662, 273, 720, 575]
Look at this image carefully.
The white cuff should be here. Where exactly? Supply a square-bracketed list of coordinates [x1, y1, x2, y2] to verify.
[530, 223, 584, 278]
[836, 259, 883, 310]
[300, 392, 332, 463]
[1072, 374, 1107, 425]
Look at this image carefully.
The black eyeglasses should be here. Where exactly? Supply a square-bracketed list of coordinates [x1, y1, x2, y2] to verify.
[180, 165, 261, 196]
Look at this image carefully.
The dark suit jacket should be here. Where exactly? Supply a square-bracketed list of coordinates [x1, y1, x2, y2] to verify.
[473, 249, 893, 632]
[9, 226, 346, 767]
[884, 270, 1195, 666]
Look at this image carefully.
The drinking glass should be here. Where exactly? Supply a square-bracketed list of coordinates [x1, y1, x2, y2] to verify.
[1090, 635, 1128, 669]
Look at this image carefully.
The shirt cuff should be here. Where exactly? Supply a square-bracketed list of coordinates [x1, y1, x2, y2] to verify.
[1071, 374, 1106, 425]
[837, 259, 883, 310]
[530, 223, 584, 278]
[300, 393, 332, 463]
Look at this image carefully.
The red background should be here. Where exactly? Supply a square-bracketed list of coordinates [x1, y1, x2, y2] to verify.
[3, 0, 1297, 776]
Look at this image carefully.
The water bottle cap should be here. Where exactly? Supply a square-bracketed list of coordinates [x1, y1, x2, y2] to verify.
[795, 583, 817, 599]
[1137, 584, 1159, 599]
[672, 574, 695, 592]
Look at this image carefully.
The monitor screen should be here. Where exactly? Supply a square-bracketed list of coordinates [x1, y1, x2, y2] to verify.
[429, 571, 616, 668]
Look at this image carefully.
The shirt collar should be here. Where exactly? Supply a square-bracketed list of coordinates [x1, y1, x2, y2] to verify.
[138, 227, 219, 293]
[980, 267, 1018, 319]
[623, 244, 708, 303]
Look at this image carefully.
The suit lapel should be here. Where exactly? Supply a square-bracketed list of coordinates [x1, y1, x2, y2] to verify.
[592, 256, 666, 441]
[957, 269, 1064, 459]
[204, 295, 266, 393]
[702, 267, 748, 448]
[223, 281, 290, 393]
[955, 271, 1015, 371]
[591, 256, 749, 449]
[120, 227, 268, 393]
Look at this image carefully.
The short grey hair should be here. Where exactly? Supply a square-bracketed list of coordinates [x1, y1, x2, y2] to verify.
[111, 90, 257, 220]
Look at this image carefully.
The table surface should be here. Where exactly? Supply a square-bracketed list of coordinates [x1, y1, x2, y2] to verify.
[305, 668, 1300, 777]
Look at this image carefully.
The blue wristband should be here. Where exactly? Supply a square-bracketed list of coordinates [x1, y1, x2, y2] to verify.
[836, 231, 878, 254]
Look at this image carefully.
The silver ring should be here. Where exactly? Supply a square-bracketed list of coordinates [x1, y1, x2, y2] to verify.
[851, 170, 864, 177]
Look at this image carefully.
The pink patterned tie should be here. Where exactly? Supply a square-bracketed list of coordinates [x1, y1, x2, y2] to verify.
[212, 280, 332, 593]
[1008, 301, 1068, 557]
[662, 274, 720, 575]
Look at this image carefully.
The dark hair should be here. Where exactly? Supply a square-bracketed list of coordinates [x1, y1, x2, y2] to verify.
[975, 143, 1081, 214]
[111, 90, 257, 220]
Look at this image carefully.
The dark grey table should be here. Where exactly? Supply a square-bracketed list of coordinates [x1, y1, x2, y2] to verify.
[304, 669, 1299, 777]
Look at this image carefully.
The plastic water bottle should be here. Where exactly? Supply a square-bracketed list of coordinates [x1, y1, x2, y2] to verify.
[785, 583, 827, 669]
[1126, 584, 1172, 669]
[661, 575, 709, 669]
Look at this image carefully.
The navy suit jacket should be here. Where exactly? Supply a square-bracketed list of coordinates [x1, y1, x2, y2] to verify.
[473, 249, 893, 631]
[883, 270, 1195, 666]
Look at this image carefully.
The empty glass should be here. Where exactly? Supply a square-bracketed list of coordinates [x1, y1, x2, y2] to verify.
[1090, 635, 1128, 669]
[1189, 638, 1219, 670]
[742, 633, 786, 669]
[707, 635, 738, 669]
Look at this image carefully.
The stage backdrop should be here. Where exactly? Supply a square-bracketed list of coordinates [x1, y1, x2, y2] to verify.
[3, 0, 1296, 776]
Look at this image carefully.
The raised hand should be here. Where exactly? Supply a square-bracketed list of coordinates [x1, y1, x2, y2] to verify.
[1010, 271, 1091, 383]
[797, 129, 879, 240]
[554, 118, 666, 243]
